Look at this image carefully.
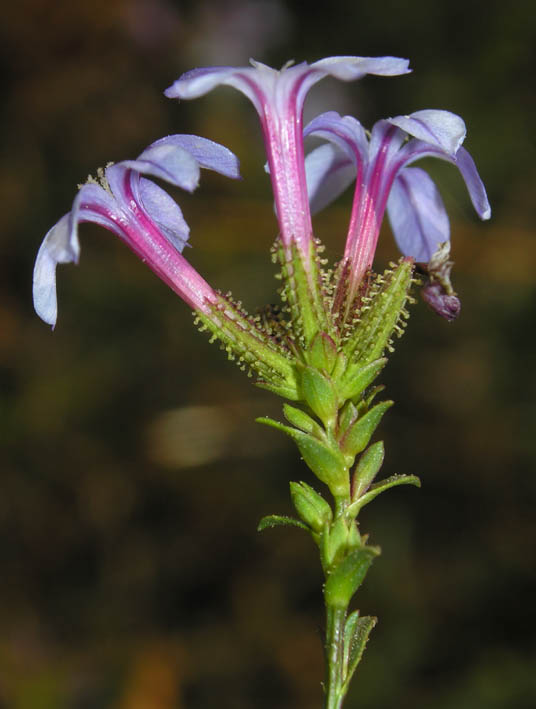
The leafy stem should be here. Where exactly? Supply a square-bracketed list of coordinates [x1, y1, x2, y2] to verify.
[256, 258, 420, 707]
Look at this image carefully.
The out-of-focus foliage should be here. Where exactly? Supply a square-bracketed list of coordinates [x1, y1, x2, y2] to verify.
[1, 0, 535, 707]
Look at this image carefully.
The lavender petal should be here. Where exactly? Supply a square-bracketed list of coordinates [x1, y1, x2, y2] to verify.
[387, 167, 450, 262]
[33, 214, 77, 326]
[149, 134, 241, 179]
[388, 110, 466, 155]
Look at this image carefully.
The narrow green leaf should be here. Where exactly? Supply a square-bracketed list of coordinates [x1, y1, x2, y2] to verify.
[324, 546, 380, 608]
[256, 416, 297, 436]
[257, 417, 348, 495]
[255, 380, 300, 401]
[257, 515, 309, 532]
[298, 365, 338, 426]
[360, 385, 385, 411]
[352, 441, 385, 501]
[290, 481, 332, 532]
[283, 404, 319, 434]
[306, 331, 338, 374]
[293, 430, 349, 496]
[342, 612, 377, 689]
[340, 401, 393, 459]
[348, 474, 421, 516]
[338, 358, 387, 402]
[337, 401, 358, 438]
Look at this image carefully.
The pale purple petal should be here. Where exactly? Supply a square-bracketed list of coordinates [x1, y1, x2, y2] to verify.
[304, 111, 369, 165]
[35, 181, 134, 326]
[121, 143, 200, 192]
[166, 56, 410, 114]
[305, 143, 356, 214]
[149, 134, 241, 179]
[139, 178, 190, 252]
[387, 167, 450, 262]
[33, 214, 77, 326]
[452, 147, 491, 219]
[164, 66, 238, 100]
[167, 60, 322, 125]
[71, 182, 126, 239]
[388, 110, 466, 155]
[311, 56, 411, 79]
[165, 63, 275, 117]
[395, 141, 491, 220]
[165, 56, 411, 259]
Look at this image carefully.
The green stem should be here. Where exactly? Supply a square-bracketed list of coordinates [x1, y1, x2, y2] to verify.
[324, 604, 347, 709]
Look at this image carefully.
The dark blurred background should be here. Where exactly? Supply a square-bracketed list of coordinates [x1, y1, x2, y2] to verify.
[2, 0, 535, 707]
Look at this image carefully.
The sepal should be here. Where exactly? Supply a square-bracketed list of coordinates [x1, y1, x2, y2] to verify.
[345, 259, 414, 366]
[197, 302, 298, 398]
[276, 241, 328, 346]
[257, 514, 309, 532]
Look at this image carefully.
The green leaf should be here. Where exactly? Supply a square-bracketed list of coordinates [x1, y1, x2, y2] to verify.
[337, 401, 358, 438]
[294, 431, 349, 496]
[340, 401, 393, 459]
[342, 612, 377, 689]
[352, 441, 385, 501]
[257, 417, 349, 495]
[306, 331, 338, 373]
[348, 474, 421, 516]
[283, 404, 319, 435]
[298, 365, 338, 426]
[257, 515, 309, 532]
[255, 380, 300, 401]
[256, 416, 297, 436]
[338, 358, 387, 402]
[324, 518, 347, 569]
[360, 385, 385, 411]
[324, 546, 380, 608]
[290, 481, 332, 532]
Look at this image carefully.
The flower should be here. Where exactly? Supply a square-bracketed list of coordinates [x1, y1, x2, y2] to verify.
[165, 56, 410, 262]
[33, 135, 240, 326]
[304, 109, 491, 313]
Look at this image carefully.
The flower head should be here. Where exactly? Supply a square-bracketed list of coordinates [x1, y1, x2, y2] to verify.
[304, 109, 491, 315]
[165, 56, 410, 261]
[33, 135, 240, 326]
